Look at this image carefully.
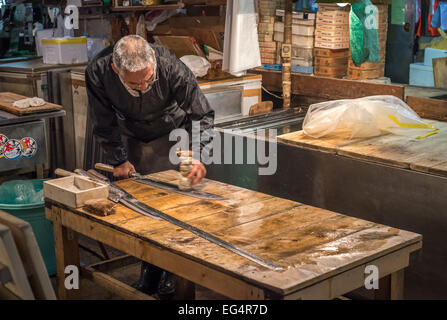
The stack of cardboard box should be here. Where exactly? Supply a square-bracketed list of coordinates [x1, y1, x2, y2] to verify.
[258, 0, 284, 65]
[314, 3, 350, 78]
[347, 5, 389, 80]
[274, 9, 316, 70]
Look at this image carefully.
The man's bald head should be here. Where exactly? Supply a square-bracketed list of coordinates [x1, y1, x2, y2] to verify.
[112, 35, 156, 74]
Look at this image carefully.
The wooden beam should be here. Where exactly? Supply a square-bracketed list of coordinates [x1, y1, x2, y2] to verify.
[406, 96, 447, 122]
[81, 266, 155, 300]
[251, 69, 405, 101]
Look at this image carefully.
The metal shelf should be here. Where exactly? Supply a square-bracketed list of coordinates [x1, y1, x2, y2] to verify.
[112, 2, 184, 12]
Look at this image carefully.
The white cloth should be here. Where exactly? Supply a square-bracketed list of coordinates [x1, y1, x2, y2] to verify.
[222, 0, 261, 76]
[13, 97, 46, 109]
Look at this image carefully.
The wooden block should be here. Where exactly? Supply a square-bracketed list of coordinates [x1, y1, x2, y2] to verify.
[44, 176, 109, 209]
[249, 101, 273, 116]
[433, 57, 447, 89]
[314, 48, 349, 58]
[406, 96, 447, 122]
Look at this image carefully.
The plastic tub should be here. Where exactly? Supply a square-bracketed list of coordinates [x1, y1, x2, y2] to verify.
[0, 179, 56, 276]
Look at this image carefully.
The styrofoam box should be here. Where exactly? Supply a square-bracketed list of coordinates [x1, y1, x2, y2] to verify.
[409, 62, 434, 87]
[424, 48, 447, 67]
[41, 37, 88, 64]
[274, 32, 314, 48]
[274, 21, 315, 36]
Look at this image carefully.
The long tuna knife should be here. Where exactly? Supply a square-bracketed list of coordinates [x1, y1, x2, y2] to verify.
[86, 168, 283, 271]
[94, 163, 226, 201]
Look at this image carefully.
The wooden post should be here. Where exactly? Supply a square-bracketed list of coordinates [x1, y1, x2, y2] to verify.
[52, 207, 81, 300]
[282, 0, 293, 109]
[374, 270, 405, 300]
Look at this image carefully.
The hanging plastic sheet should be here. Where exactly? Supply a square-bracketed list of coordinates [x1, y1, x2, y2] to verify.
[222, 0, 261, 76]
[350, 0, 380, 66]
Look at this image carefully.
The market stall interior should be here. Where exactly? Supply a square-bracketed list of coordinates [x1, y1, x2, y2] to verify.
[0, 0, 447, 301]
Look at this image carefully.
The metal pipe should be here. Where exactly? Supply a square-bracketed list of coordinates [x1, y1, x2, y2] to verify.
[282, 0, 293, 109]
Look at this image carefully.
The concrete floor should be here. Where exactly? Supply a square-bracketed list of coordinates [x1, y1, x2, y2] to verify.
[49, 234, 228, 300]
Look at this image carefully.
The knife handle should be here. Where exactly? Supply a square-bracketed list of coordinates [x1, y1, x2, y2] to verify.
[95, 163, 115, 173]
[54, 168, 77, 177]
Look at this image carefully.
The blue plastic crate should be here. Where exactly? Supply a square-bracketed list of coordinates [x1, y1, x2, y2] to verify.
[409, 63, 434, 87]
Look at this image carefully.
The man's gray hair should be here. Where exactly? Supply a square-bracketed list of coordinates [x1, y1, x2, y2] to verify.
[113, 35, 156, 73]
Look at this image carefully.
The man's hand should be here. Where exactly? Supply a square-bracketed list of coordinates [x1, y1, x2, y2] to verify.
[114, 161, 135, 179]
[187, 162, 207, 186]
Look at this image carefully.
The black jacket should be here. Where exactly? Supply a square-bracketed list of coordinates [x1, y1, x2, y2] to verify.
[85, 44, 214, 166]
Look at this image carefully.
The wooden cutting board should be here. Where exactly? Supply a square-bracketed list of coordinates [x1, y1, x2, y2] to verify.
[0, 92, 63, 116]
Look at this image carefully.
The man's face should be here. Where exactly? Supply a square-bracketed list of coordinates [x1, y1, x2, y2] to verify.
[117, 64, 155, 91]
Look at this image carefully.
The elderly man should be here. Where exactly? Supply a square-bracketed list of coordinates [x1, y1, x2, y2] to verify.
[85, 35, 214, 298]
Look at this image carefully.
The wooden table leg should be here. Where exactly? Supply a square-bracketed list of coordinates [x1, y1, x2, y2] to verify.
[374, 269, 405, 300]
[390, 269, 405, 300]
[173, 276, 195, 300]
[53, 207, 81, 300]
[36, 164, 44, 179]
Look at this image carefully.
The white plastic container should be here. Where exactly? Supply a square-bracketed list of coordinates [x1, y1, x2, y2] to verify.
[41, 37, 88, 64]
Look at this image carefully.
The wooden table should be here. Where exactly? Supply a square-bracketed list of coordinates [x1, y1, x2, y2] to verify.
[45, 170, 422, 300]
[277, 119, 447, 178]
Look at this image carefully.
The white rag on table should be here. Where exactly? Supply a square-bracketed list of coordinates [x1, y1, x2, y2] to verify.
[12, 97, 46, 109]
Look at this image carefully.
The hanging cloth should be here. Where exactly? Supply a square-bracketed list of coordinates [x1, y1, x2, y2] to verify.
[349, 0, 380, 66]
[222, 0, 261, 76]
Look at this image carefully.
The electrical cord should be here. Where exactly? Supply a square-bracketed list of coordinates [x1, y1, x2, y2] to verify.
[262, 85, 283, 99]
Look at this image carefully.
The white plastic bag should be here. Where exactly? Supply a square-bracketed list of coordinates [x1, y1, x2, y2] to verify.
[180, 55, 211, 78]
[303, 95, 438, 139]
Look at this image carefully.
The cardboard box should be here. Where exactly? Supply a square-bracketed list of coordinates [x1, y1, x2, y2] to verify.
[314, 40, 350, 49]
[274, 21, 315, 36]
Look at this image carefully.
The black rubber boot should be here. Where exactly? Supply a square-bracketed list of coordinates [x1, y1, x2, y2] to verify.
[134, 262, 164, 295]
[157, 271, 177, 300]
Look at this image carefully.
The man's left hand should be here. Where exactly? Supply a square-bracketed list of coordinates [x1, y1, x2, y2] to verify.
[187, 162, 207, 186]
